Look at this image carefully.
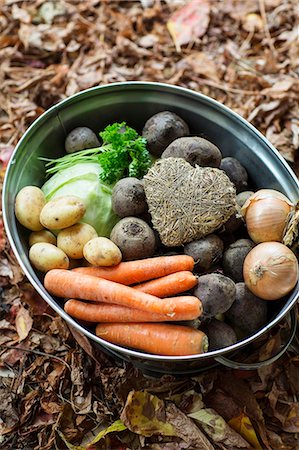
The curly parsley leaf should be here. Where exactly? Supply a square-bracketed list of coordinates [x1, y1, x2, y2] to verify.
[98, 122, 151, 184]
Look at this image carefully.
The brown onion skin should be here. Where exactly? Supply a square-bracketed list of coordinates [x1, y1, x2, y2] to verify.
[243, 242, 298, 300]
[245, 198, 291, 243]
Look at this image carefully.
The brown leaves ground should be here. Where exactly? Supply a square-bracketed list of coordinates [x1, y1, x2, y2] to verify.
[0, 0, 299, 449]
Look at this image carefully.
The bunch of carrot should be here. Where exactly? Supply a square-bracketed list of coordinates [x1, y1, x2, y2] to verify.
[44, 255, 208, 356]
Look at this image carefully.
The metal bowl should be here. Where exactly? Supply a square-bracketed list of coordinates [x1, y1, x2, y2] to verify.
[3, 82, 298, 375]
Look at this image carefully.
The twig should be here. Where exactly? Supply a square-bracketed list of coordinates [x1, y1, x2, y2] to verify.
[259, 0, 278, 57]
[192, 77, 260, 95]
[0, 344, 71, 371]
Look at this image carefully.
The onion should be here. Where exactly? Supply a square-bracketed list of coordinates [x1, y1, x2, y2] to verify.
[243, 242, 298, 300]
[241, 189, 293, 243]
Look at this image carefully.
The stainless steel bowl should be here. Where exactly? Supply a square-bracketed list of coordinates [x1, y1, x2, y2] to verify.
[3, 82, 298, 375]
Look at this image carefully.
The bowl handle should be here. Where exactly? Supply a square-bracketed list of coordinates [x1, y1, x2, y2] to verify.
[214, 307, 297, 370]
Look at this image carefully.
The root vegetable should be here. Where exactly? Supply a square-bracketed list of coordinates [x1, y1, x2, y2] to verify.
[243, 242, 298, 300]
[135, 271, 198, 297]
[193, 273, 236, 320]
[15, 186, 46, 231]
[73, 254, 194, 284]
[161, 137, 222, 168]
[29, 243, 69, 272]
[223, 239, 255, 282]
[95, 323, 208, 356]
[223, 213, 243, 233]
[44, 269, 202, 318]
[83, 237, 122, 266]
[203, 319, 237, 350]
[220, 157, 248, 193]
[142, 111, 189, 156]
[29, 230, 56, 246]
[183, 235, 224, 271]
[110, 217, 156, 260]
[57, 223, 98, 259]
[64, 298, 202, 322]
[40, 195, 86, 230]
[241, 189, 293, 243]
[112, 178, 147, 218]
[236, 191, 254, 208]
[225, 283, 267, 333]
[65, 127, 100, 153]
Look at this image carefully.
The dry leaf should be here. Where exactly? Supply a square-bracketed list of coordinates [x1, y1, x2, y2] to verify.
[57, 419, 126, 450]
[15, 305, 33, 341]
[189, 408, 251, 448]
[120, 390, 177, 437]
[167, 0, 210, 52]
[228, 413, 262, 449]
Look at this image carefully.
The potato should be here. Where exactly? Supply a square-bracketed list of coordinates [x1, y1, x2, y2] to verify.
[184, 234, 224, 271]
[220, 157, 248, 193]
[162, 137, 222, 168]
[112, 177, 147, 218]
[15, 186, 46, 231]
[65, 127, 100, 153]
[225, 283, 268, 333]
[40, 196, 85, 230]
[29, 243, 69, 272]
[202, 319, 237, 350]
[223, 213, 243, 233]
[110, 217, 156, 261]
[57, 223, 98, 259]
[29, 230, 56, 247]
[193, 273, 236, 320]
[236, 191, 254, 208]
[223, 239, 255, 282]
[142, 111, 189, 156]
[83, 237, 122, 266]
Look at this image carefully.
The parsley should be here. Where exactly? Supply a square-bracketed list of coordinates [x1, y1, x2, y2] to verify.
[41, 122, 152, 185]
[98, 122, 151, 184]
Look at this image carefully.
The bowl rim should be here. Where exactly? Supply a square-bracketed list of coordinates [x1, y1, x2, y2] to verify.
[3, 81, 299, 362]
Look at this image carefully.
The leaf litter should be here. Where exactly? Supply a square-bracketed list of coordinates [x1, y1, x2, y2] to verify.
[0, 0, 299, 449]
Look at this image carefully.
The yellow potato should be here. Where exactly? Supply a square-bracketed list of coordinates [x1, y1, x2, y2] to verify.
[15, 186, 46, 231]
[57, 223, 98, 259]
[40, 196, 85, 230]
[29, 243, 69, 272]
[29, 230, 57, 247]
[83, 237, 122, 266]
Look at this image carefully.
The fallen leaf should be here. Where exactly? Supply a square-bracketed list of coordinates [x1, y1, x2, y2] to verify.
[167, 0, 210, 52]
[11, 4, 31, 24]
[0, 383, 19, 434]
[120, 390, 177, 437]
[189, 408, 251, 448]
[261, 77, 297, 99]
[180, 52, 219, 81]
[15, 305, 33, 341]
[121, 390, 214, 449]
[38, 1, 66, 25]
[228, 413, 262, 449]
[166, 402, 214, 449]
[57, 419, 126, 450]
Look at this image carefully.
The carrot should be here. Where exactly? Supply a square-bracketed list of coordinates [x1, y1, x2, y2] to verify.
[72, 255, 194, 285]
[44, 269, 201, 318]
[64, 298, 202, 322]
[95, 322, 209, 356]
[134, 271, 197, 297]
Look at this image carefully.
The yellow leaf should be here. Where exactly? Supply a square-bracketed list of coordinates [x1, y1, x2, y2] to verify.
[57, 419, 126, 450]
[121, 390, 177, 437]
[228, 413, 262, 449]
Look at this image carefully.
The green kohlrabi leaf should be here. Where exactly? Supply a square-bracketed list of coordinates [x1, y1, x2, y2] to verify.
[41, 162, 119, 237]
